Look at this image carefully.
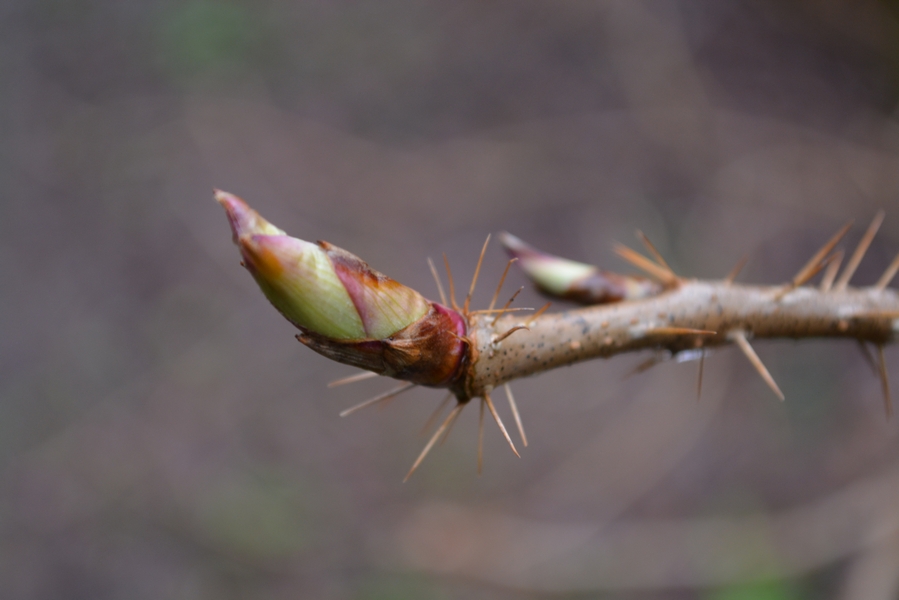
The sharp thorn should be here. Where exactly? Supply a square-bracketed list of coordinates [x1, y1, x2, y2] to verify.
[427, 257, 448, 306]
[464, 234, 491, 314]
[614, 243, 678, 284]
[439, 401, 464, 445]
[494, 325, 529, 344]
[819, 250, 844, 292]
[484, 392, 520, 457]
[790, 220, 853, 288]
[443, 253, 459, 311]
[491, 287, 524, 326]
[875, 251, 899, 291]
[419, 393, 453, 436]
[877, 344, 893, 419]
[731, 331, 785, 401]
[404, 402, 465, 482]
[504, 384, 527, 447]
[524, 302, 551, 327]
[857, 341, 879, 376]
[725, 254, 749, 285]
[339, 383, 416, 417]
[835, 211, 884, 291]
[328, 370, 380, 388]
[488, 258, 517, 312]
[775, 250, 841, 300]
[636, 229, 674, 272]
[624, 353, 666, 379]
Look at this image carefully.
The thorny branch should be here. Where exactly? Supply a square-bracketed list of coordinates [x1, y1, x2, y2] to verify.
[476, 215, 899, 412]
[217, 192, 899, 478]
[423, 215, 899, 479]
[463, 281, 899, 400]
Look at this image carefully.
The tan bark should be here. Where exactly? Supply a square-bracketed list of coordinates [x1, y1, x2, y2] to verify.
[455, 280, 899, 399]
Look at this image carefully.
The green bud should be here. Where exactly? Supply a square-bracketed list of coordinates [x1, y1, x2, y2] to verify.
[216, 190, 430, 340]
[217, 190, 470, 388]
[500, 232, 661, 304]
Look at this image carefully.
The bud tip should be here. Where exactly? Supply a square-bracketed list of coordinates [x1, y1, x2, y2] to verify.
[215, 189, 285, 243]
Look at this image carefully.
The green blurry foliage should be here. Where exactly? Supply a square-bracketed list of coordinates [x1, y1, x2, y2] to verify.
[707, 579, 805, 600]
[355, 574, 448, 600]
[193, 468, 312, 562]
[157, 1, 265, 81]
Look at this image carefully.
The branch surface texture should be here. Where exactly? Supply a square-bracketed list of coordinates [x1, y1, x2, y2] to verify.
[464, 282, 899, 397]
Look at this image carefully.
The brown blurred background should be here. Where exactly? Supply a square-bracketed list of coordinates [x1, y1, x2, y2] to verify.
[5, 1, 899, 598]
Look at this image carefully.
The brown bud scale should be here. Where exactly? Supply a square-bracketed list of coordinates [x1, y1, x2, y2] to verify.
[298, 303, 468, 388]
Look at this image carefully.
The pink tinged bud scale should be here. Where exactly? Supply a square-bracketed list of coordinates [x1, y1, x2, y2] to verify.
[321, 242, 430, 340]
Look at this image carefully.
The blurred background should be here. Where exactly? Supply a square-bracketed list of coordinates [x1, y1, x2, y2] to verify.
[4, 1, 899, 598]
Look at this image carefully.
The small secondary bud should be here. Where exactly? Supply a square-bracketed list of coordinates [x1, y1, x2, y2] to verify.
[500, 232, 661, 304]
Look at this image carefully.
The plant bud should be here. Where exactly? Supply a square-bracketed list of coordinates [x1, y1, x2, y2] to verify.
[216, 190, 467, 387]
[500, 232, 661, 304]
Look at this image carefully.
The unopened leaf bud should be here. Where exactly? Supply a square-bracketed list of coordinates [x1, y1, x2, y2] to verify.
[500, 232, 661, 304]
[217, 190, 467, 387]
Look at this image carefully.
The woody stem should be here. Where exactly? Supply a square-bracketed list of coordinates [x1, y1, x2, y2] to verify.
[458, 280, 899, 398]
